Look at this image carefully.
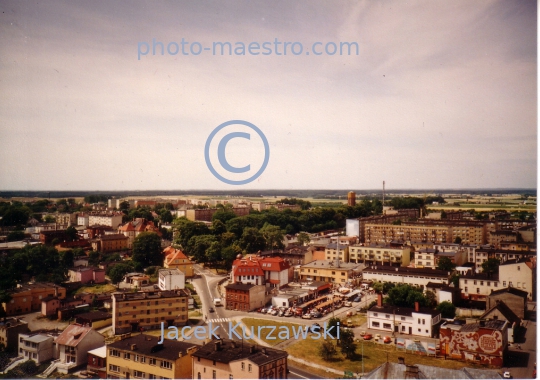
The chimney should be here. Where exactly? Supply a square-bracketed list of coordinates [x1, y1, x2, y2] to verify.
[214, 341, 221, 351]
[414, 302, 419, 312]
[54, 286, 58, 297]
[377, 293, 383, 307]
[249, 346, 255, 354]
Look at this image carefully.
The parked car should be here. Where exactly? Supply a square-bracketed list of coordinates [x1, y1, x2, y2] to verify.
[302, 313, 312, 319]
[353, 296, 361, 302]
[284, 310, 293, 317]
[375, 334, 381, 341]
[344, 301, 352, 307]
[503, 372, 512, 379]
[311, 311, 322, 318]
[278, 310, 284, 317]
[363, 334, 372, 340]
[383, 336, 392, 344]
[270, 309, 279, 316]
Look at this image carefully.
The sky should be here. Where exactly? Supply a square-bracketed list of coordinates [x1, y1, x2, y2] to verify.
[0, 0, 537, 191]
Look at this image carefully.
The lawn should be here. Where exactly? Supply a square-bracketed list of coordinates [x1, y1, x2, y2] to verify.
[75, 284, 116, 294]
[241, 318, 308, 346]
[286, 338, 484, 375]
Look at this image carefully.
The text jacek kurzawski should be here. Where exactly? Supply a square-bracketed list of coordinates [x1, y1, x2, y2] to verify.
[158, 321, 340, 343]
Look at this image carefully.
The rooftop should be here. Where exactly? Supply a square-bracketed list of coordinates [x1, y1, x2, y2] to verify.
[107, 333, 199, 361]
[192, 339, 287, 365]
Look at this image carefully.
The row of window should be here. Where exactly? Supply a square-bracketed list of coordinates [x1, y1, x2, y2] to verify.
[109, 350, 172, 369]
[108, 365, 170, 379]
[123, 299, 186, 307]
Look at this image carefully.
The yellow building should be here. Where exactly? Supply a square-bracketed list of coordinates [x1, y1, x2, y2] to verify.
[324, 243, 349, 262]
[192, 339, 288, 379]
[348, 244, 411, 266]
[365, 223, 450, 245]
[107, 333, 199, 379]
[163, 247, 194, 277]
[112, 290, 189, 335]
[299, 260, 362, 284]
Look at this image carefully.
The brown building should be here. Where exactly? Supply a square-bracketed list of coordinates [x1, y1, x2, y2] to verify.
[87, 346, 107, 379]
[347, 191, 356, 206]
[224, 283, 266, 311]
[3, 283, 66, 316]
[90, 234, 128, 253]
[118, 218, 161, 248]
[111, 289, 190, 335]
[39, 230, 69, 244]
[192, 339, 288, 380]
[486, 287, 528, 320]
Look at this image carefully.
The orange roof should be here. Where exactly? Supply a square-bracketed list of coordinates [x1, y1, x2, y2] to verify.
[259, 257, 290, 272]
[164, 248, 190, 265]
[233, 258, 264, 277]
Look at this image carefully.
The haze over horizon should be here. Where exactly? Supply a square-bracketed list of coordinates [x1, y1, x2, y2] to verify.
[0, 1, 536, 191]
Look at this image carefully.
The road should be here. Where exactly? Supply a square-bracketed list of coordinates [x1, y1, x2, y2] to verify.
[192, 265, 327, 379]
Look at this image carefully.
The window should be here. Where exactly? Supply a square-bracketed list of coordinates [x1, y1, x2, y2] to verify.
[465, 287, 468, 292]
[213, 361, 216, 366]
[241, 363, 245, 371]
[109, 364, 120, 373]
[401, 317, 406, 321]
[109, 349, 120, 357]
[124, 352, 131, 360]
[149, 358, 157, 365]
[422, 319, 425, 325]
[518, 266, 520, 271]
[248, 364, 252, 373]
[213, 370, 216, 379]
[373, 313, 378, 317]
[229, 375, 233, 380]
[476, 288, 480, 293]
[480, 281, 484, 286]
[464, 280, 468, 284]
[372, 321, 380, 327]
[134, 370, 145, 378]
[383, 323, 391, 329]
[161, 361, 172, 369]
[503, 281, 506, 286]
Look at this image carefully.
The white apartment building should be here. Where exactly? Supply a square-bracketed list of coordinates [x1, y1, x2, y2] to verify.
[362, 266, 450, 289]
[158, 268, 185, 291]
[18, 332, 55, 365]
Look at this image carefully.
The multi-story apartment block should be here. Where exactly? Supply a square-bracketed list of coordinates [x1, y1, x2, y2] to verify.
[474, 248, 537, 268]
[55, 213, 77, 228]
[367, 295, 441, 338]
[324, 243, 349, 262]
[414, 248, 437, 269]
[298, 260, 363, 284]
[362, 266, 450, 289]
[18, 332, 55, 364]
[0, 317, 29, 352]
[364, 223, 450, 245]
[88, 213, 123, 229]
[346, 210, 419, 242]
[258, 245, 314, 265]
[489, 230, 519, 248]
[348, 244, 411, 266]
[111, 290, 189, 335]
[192, 339, 288, 380]
[107, 333, 199, 380]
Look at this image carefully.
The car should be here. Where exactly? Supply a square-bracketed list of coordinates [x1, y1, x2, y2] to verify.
[208, 307, 215, 313]
[278, 310, 284, 317]
[375, 334, 381, 340]
[284, 310, 293, 317]
[302, 313, 312, 319]
[363, 334, 372, 340]
[353, 296, 361, 302]
[311, 311, 322, 318]
[270, 309, 279, 316]
[383, 336, 392, 344]
[344, 301, 352, 307]
[503, 372, 512, 379]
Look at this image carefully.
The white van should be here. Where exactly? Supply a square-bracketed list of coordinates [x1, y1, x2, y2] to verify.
[213, 298, 222, 306]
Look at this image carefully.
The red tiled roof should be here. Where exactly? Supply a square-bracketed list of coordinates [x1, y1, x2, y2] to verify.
[233, 259, 264, 277]
[259, 257, 290, 272]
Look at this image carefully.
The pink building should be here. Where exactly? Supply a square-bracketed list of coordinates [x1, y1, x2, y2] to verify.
[68, 266, 105, 284]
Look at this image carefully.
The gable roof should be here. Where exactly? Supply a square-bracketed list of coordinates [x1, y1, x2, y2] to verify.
[55, 324, 95, 347]
[479, 301, 521, 326]
[489, 286, 528, 298]
[164, 248, 190, 264]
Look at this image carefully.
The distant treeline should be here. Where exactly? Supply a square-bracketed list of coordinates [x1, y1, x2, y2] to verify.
[0, 188, 536, 200]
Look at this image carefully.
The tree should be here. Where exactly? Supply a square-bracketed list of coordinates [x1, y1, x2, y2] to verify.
[385, 284, 427, 308]
[436, 301, 456, 318]
[339, 328, 356, 359]
[65, 226, 79, 242]
[88, 251, 101, 266]
[186, 235, 218, 263]
[296, 232, 310, 246]
[212, 209, 237, 224]
[450, 274, 460, 288]
[132, 232, 163, 268]
[319, 340, 337, 361]
[372, 281, 384, 294]
[260, 223, 285, 251]
[44, 215, 56, 223]
[158, 209, 173, 223]
[6, 231, 26, 242]
[424, 290, 437, 308]
[173, 218, 210, 248]
[481, 258, 500, 277]
[239, 227, 266, 253]
[436, 257, 456, 272]
[107, 263, 133, 284]
[382, 282, 395, 294]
